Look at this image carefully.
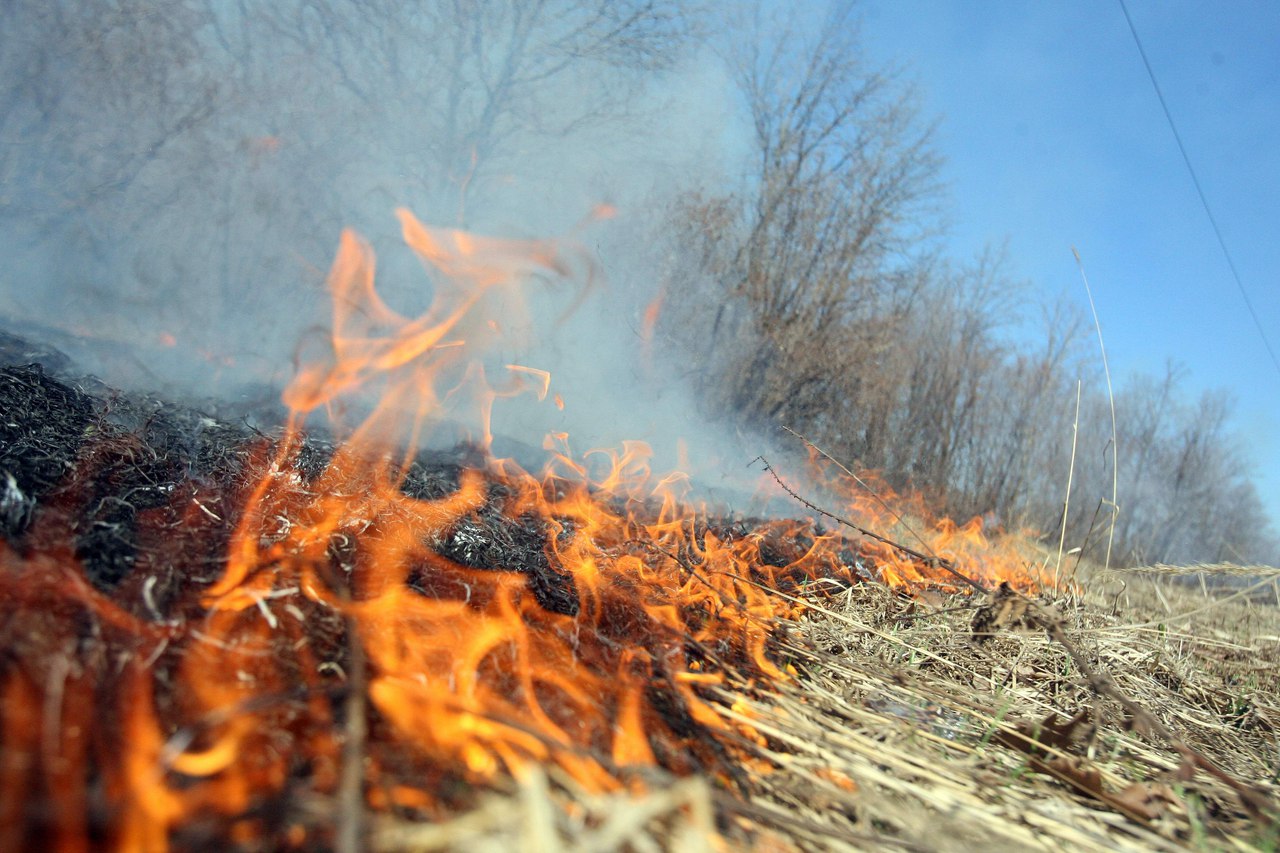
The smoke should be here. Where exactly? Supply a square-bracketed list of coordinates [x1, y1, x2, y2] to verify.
[0, 2, 782, 507]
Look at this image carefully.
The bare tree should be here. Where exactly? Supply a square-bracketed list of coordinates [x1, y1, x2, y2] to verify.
[1, 0, 695, 383]
[951, 293, 1086, 522]
[1110, 364, 1182, 555]
[886, 247, 1022, 496]
[246, 0, 693, 222]
[664, 2, 940, 438]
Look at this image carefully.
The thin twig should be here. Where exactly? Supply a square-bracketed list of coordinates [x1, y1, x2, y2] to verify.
[627, 539, 739, 612]
[336, 617, 368, 853]
[781, 425, 933, 557]
[756, 456, 987, 594]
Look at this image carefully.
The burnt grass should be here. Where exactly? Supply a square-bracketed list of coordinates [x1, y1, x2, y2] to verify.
[0, 341, 869, 847]
[2, 336, 1278, 851]
[0, 359, 568, 606]
[2, 361, 262, 591]
[0, 351, 856, 614]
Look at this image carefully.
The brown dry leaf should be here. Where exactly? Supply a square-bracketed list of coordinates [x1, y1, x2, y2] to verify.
[1108, 782, 1179, 822]
[1041, 755, 1105, 799]
[971, 582, 1038, 641]
[1039, 756, 1170, 824]
[1037, 709, 1092, 750]
[995, 713, 1178, 825]
[996, 709, 1091, 755]
[1019, 753, 1180, 825]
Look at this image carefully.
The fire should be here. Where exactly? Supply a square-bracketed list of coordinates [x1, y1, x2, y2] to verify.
[0, 209, 1044, 849]
[819, 468, 1044, 593]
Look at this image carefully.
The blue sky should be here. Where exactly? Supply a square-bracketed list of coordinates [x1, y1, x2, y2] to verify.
[857, 1, 1280, 524]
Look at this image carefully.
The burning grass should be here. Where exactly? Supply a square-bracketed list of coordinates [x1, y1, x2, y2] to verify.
[1, 210, 1277, 850]
[367, 563, 1280, 852]
[0, 361, 1010, 850]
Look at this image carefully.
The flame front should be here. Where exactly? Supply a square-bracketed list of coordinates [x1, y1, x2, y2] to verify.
[189, 209, 819, 829]
[0, 209, 1043, 850]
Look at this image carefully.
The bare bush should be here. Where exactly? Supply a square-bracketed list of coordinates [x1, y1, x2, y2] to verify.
[663, 4, 940, 436]
[658, 3, 1277, 567]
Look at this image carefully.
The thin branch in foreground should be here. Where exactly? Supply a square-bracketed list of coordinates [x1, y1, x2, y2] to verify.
[781, 425, 934, 558]
[336, 616, 368, 853]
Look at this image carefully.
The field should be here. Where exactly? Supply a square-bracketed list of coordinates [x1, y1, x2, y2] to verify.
[375, 557, 1280, 852]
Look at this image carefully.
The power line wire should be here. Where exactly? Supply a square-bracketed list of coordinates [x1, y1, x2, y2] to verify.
[1117, 0, 1280, 379]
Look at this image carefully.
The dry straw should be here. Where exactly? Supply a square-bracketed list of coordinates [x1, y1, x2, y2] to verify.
[370, 551, 1279, 851]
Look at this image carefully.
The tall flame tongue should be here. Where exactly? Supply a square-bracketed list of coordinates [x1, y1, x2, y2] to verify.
[179, 207, 804, 839]
[0, 208, 1043, 850]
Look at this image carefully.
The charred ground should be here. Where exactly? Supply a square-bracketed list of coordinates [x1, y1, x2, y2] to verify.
[2, 336, 1277, 852]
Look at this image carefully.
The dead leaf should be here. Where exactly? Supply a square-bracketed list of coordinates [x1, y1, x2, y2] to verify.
[1042, 755, 1104, 798]
[971, 582, 1039, 641]
[1109, 782, 1179, 822]
[995, 712, 1175, 824]
[1037, 755, 1170, 824]
[996, 709, 1091, 755]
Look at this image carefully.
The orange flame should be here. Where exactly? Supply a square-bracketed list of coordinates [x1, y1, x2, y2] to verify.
[0, 208, 1045, 849]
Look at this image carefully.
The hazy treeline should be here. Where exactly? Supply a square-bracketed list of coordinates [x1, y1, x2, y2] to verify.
[0, 0, 694, 376]
[656, 7, 1279, 567]
[1, 1, 1274, 566]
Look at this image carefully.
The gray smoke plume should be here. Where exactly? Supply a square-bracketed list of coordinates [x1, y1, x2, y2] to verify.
[0, 1, 787, 508]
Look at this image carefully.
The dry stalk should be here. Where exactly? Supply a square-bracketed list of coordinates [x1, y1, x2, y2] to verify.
[1073, 246, 1120, 571]
[1054, 379, 1082, 587]
[336, 614, 368, 853]
[1118, 562, 1280, 578]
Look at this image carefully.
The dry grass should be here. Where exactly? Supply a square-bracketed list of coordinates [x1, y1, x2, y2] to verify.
[729, 564, 1280, 851]
[370, 557, 1280, 851]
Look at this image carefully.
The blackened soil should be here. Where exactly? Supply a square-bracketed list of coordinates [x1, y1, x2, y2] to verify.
[0, 345, 581, 612]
